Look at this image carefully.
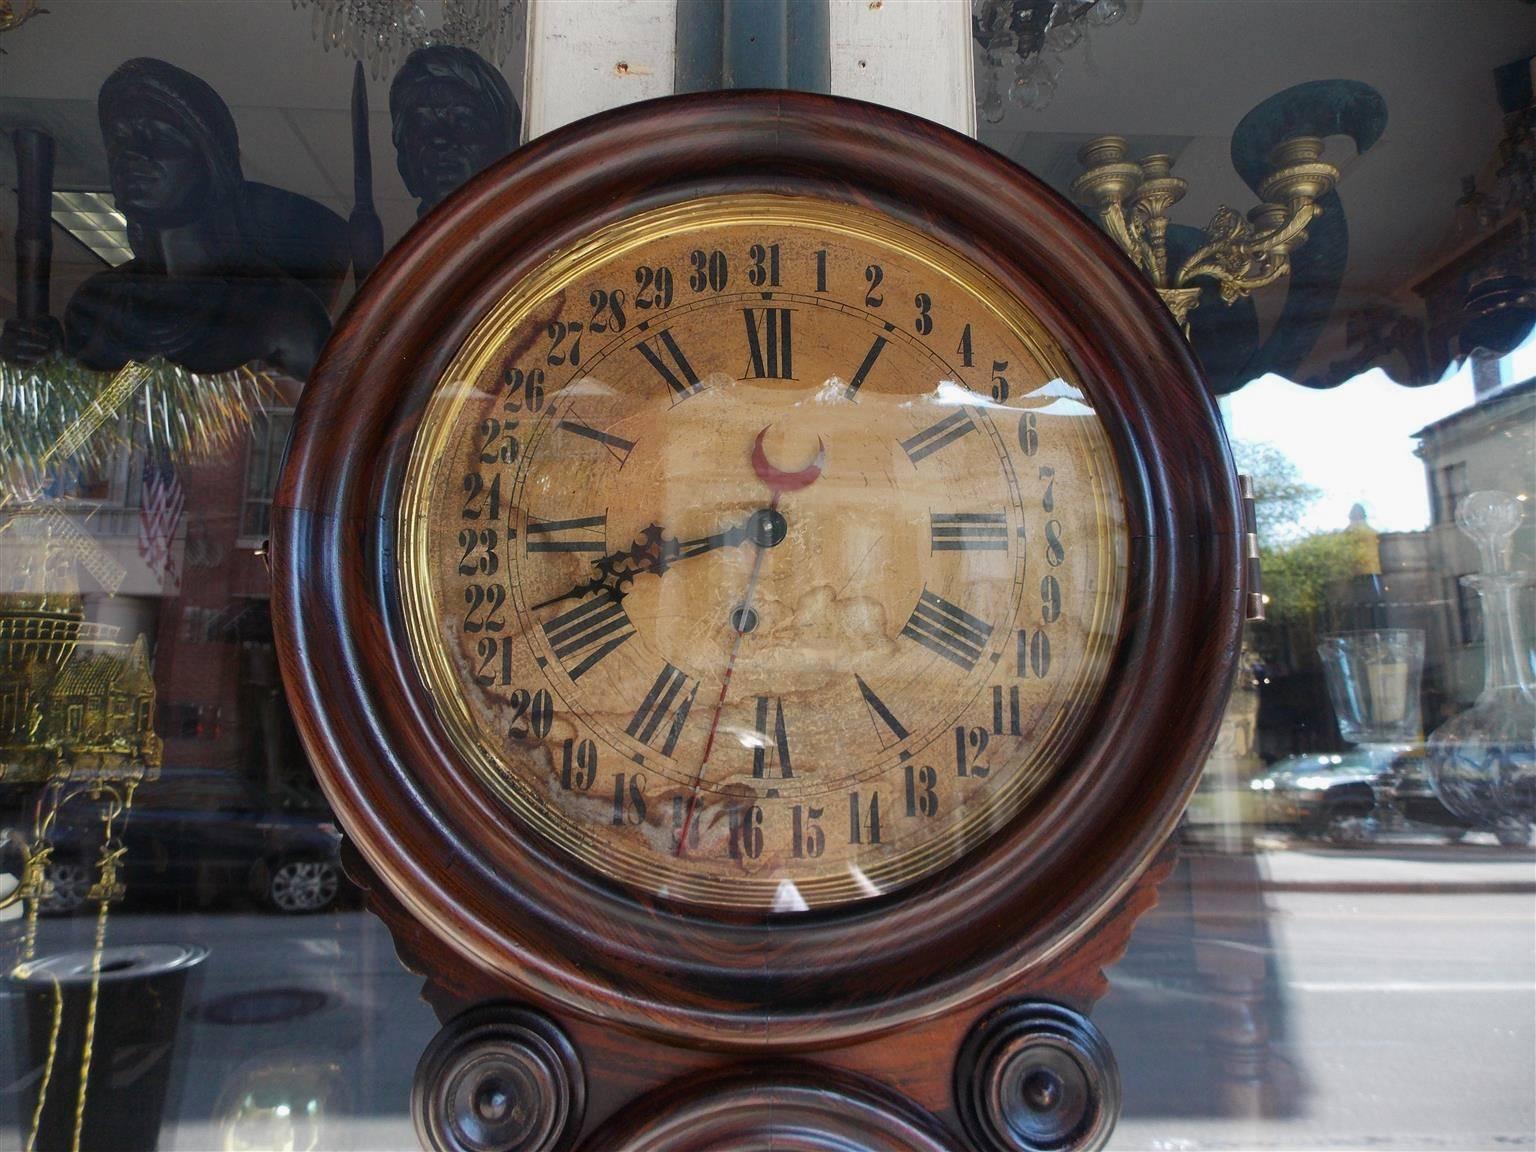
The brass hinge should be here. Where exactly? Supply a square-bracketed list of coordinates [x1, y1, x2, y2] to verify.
[1239, 474, 1264, 621]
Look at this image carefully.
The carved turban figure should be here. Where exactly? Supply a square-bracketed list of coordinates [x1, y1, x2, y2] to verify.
[390, 45, 520, 218]
[50, 58, 333, 379]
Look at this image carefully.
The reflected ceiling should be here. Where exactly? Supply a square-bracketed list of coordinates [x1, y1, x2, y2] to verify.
[0, 0, 1531, 389]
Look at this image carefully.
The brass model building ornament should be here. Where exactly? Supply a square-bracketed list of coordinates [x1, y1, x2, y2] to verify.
[0, 490, 161, 929]
[1, 579, 159, 1152]
[0, 399, 164, 1152]
[1072, 134, 1339, 331]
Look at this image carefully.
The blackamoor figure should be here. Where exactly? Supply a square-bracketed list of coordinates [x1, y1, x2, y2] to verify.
[389, 45, 520, 218]
[2, 58, 335, 379]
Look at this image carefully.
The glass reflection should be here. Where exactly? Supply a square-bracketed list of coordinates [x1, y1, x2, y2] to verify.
[4, 59, 340, 379]
[0, 3, 1530, 1149]
[217, 1061, 347, 1152]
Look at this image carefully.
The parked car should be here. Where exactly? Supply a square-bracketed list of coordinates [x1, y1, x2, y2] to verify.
[29, 769, 347, 914]
[1252, 746, 1491, 846]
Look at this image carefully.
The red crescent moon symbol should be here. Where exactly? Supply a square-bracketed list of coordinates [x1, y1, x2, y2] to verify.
[752, 427, 825, 495]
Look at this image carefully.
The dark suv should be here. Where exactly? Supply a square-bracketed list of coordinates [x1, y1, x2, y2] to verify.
[13, 769, 347, 914]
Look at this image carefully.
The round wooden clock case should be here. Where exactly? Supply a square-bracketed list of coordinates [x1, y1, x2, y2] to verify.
[272, 91, 1248, 1152]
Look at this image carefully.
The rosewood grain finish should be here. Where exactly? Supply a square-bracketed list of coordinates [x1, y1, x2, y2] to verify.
[955, 1001, 1120, 1152]
[354, 838, 1174, 1146]
[413, 1002, 584, 1152]
[271, 90, 1244, 1145]
[579, 1065, 957, 1151]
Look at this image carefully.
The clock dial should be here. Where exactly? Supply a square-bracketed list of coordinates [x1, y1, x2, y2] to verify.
[400, 195, 1128, 911]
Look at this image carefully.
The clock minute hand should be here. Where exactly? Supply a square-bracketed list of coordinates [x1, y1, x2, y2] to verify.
[528, 512, 769, 611]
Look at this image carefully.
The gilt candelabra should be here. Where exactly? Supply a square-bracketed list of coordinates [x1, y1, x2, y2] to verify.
[1071, 135, 1339, 330]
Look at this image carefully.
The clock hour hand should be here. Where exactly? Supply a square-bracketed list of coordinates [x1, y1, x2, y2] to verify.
[529, 508, 786, 611]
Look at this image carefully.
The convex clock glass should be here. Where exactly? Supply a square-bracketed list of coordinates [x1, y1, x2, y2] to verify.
[400, 195, 1129, 911]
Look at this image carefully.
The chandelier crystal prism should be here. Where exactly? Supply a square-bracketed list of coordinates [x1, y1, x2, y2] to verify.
[292, 0, 520, 79]
[971, 0, 1140, 121]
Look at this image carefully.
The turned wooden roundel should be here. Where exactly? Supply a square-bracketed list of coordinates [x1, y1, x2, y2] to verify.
[272, 90, 1245, 1048]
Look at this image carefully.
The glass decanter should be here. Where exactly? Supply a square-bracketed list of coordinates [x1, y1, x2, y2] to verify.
[1426, 491, 1536, 845]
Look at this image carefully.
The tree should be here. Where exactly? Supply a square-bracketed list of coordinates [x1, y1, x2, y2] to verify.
[1230, 441, 1366, 665]
[1231, 439, 1320, 546]
[1260, 530, 1363, 625]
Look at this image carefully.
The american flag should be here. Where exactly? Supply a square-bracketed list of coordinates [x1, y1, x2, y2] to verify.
[138, 454, 184, 584]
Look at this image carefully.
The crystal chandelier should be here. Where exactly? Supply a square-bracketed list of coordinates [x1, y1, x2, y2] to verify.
[292, 0, 521, 79]
[972, 0, 1140, 122]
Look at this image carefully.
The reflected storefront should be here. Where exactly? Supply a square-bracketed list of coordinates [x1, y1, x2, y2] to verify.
[1, 3, 1533, 1151]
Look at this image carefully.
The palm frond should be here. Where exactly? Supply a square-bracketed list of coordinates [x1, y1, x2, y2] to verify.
[0, 357, 277, 497]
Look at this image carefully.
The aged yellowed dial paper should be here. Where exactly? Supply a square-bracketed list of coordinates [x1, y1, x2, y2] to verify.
[400, 195, 1128, 910]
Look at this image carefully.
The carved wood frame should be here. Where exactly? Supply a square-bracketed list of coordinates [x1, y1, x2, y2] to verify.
[272, 90, 1243, 1051]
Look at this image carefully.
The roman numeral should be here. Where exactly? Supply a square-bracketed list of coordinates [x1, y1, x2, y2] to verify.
[526, 513, 607, 553]
[901, 410, 977, 465]
[626, 663, 698, 757]
[635, 329, 702, 398]
[993, 684, 1022, 736]
[901, 588, 994, 671]
[558, 419, 635, 464]
[542, 592, 634, 680]
[930, 512, 1007, 551]
[753, 696, 794, 779]
[854, 673, 909, 748]
[844, 335, 887, 399]
[742, 308, 794, 379]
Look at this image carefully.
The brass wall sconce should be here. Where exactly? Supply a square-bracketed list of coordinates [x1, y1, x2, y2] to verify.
[0, 0, 47, 39]
[1072, 135, 1339, 330]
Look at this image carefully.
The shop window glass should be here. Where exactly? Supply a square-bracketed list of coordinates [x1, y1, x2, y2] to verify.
[0, 5, 1530, 1151]
[240, 409, 294, 541]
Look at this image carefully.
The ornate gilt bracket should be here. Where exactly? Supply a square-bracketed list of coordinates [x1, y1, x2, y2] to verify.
[1072, 134, 1339, 332]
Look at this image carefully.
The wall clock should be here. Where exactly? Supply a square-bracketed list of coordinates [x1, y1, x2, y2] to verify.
[273, 90, 1255, 1152]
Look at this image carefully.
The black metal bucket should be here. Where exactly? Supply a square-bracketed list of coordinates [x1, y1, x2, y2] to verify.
[9, 943, 208, 1152]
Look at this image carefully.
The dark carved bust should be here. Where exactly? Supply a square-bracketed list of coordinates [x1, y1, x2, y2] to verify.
[389, 46, 520, 218]
[56, 58, 334, 379]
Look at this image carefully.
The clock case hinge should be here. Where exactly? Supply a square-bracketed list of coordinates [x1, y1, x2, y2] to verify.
[1239, 473, 1264, 621]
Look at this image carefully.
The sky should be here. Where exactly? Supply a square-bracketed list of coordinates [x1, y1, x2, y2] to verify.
[1221, 329, 1536, 537]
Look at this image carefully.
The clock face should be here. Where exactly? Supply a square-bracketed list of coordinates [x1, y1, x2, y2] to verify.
[399, 194, 1128, 912]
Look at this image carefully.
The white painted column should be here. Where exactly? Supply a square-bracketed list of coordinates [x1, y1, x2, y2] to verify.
[523, 0, 975, 139]
[827, 0, 976, 137]
[524, 0, 679, 140]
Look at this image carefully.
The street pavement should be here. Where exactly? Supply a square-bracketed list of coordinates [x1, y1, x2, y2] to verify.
[1257, 836, 1536, 893]
[1, 843, 1531, 1151]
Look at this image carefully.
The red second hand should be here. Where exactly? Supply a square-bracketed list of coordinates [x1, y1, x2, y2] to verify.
[674, 495, 775, 855]
[674, 428, 825, 857]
